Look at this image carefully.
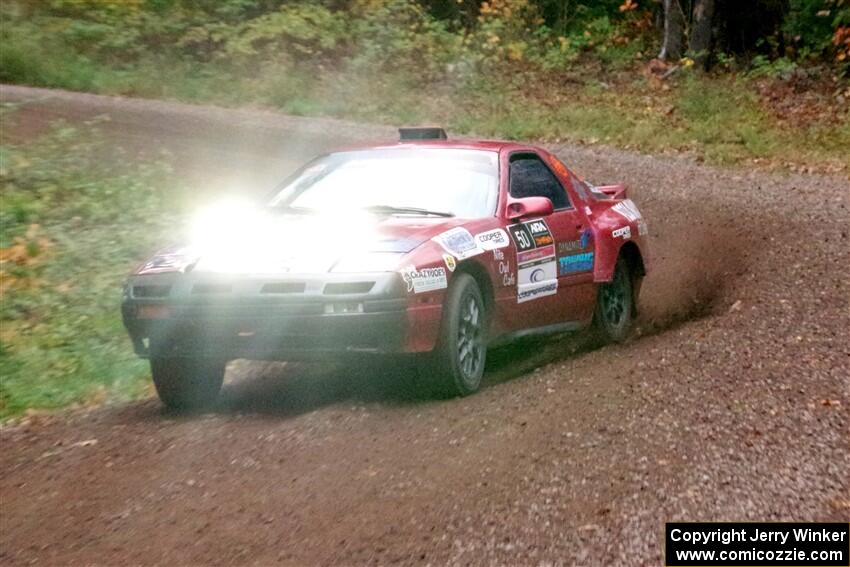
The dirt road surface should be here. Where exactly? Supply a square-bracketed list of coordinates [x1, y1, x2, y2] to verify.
[1, 85, 848, 566]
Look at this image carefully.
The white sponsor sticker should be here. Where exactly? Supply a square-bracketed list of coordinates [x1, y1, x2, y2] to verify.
[442, 253, 456, 272]
[612, 226, 632, 239]
[612, 199, 642, 222]
[518, 281, 558, 303]
[432, 227, 483, 260]
[402, 266, 448, 294]
[474, 228, 510, 250]
[515, 234, 557, 303]
[519, 257, 557, 285]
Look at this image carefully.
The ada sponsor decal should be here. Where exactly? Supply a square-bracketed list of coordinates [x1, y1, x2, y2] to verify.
[433, 227, 482, 260]
[402, 266, 448, 294]
[612, 226, 631, 240]
[637, 219, 649, 236]
[443, 253, 457, 272]
[612, 199, 642, 222]
[525, 219, 554, 246]
[475, 228, 510, 250]
[558, 252, 594, 275]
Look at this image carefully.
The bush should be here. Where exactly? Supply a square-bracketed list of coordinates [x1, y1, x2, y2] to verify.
[348, 0, 462, 78]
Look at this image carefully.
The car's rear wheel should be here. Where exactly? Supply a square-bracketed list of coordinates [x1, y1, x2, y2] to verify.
[593, 256, 634, 343]
[424, 273, 488, 397]
[150, 357, 225, 410]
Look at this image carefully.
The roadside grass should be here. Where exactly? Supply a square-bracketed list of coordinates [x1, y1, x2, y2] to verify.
[0, 113, 183, 419]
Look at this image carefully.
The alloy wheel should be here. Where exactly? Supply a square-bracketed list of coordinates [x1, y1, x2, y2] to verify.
[601, 266, 628, 330]
[457, 293, 484, 385]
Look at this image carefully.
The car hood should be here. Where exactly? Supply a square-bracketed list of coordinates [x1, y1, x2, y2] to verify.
[139, 211, 464, 275]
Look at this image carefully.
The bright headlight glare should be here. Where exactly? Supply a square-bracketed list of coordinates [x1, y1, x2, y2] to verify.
[332, 252, 405, 273]
[138, 248, 199, 275]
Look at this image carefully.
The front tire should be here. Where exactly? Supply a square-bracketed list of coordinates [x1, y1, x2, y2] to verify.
[593, 256, 634, 343]
[150, 357, 225, 410]
[425, 273, 488, 397]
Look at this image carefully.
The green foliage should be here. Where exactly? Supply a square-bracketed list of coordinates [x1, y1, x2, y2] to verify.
[784, 0, 847, 56]
[0, 116, 183, 418]
[348, 0, 462, 77]
[183, 3, 348, 62]
[747, 55, 800, 78]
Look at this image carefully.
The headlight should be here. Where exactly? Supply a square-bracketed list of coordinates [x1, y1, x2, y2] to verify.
[138, 248, 199, 275]
[331, 252, 405, 273]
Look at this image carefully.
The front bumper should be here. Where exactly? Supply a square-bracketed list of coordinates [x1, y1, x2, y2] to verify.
[122, 271, 440, 360]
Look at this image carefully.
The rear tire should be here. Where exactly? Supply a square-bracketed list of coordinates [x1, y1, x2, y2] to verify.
[593, 256, 634, 343]
[423, 273, 488, 397]
[150, 357, 225, 410]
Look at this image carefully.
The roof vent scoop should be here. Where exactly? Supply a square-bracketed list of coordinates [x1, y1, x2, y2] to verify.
[399, 127, 447, 141]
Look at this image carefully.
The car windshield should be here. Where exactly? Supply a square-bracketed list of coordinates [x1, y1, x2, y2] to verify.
[268, 148, 499, 218]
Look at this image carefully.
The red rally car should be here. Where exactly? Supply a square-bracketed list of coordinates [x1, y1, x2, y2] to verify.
[122, 128, 649, 408]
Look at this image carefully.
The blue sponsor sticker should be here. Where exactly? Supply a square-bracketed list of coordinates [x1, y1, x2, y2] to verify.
[558, 252, 594, 275]
[580, 227, 593, 249]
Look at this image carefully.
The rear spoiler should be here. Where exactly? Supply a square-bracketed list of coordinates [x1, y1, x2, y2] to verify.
[593, 183, 627, 200]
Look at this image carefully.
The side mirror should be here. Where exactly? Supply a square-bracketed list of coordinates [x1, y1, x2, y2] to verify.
[506, 197, 554, 220]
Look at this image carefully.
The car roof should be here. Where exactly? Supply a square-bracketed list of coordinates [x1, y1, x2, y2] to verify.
[331, 138, 540, 154]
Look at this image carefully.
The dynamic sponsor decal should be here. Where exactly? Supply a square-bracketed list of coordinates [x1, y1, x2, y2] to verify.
[442, 253, 456, 272]
[475, 228, 510, 250]
[637, 219, 649, 236]
[432, 227, 482, 260]
[612, 199, 642, 222]
[557, 227, 594, 254]
[612, 226, 632, 240]
[509, 218, 557, 303]
[580, 227, 593, 249]
[558, 252, 594, 275]
[558, 239, 583, 253]
[402, 266, 448, 294]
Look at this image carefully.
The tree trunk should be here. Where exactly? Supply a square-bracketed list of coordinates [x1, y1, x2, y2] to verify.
[689, 0, 715, 67]
[659, 0, 686, 61]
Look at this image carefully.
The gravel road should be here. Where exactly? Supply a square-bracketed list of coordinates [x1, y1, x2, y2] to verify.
[1, 85, 848, 566]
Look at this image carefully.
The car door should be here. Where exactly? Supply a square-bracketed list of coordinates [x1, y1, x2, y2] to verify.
[506, 151, 595, 327]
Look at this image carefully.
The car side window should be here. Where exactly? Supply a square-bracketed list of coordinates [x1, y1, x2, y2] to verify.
[509, 153, 571, 210]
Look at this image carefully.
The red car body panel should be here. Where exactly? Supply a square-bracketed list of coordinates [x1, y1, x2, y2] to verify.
[365, 140, 649, 353]
[122, 138, 649, 360]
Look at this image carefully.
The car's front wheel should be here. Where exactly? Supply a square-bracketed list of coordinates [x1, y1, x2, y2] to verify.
[150, 357, 225, 410]
[425, 273, 488, 397]
[593, 256, 634, 343]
